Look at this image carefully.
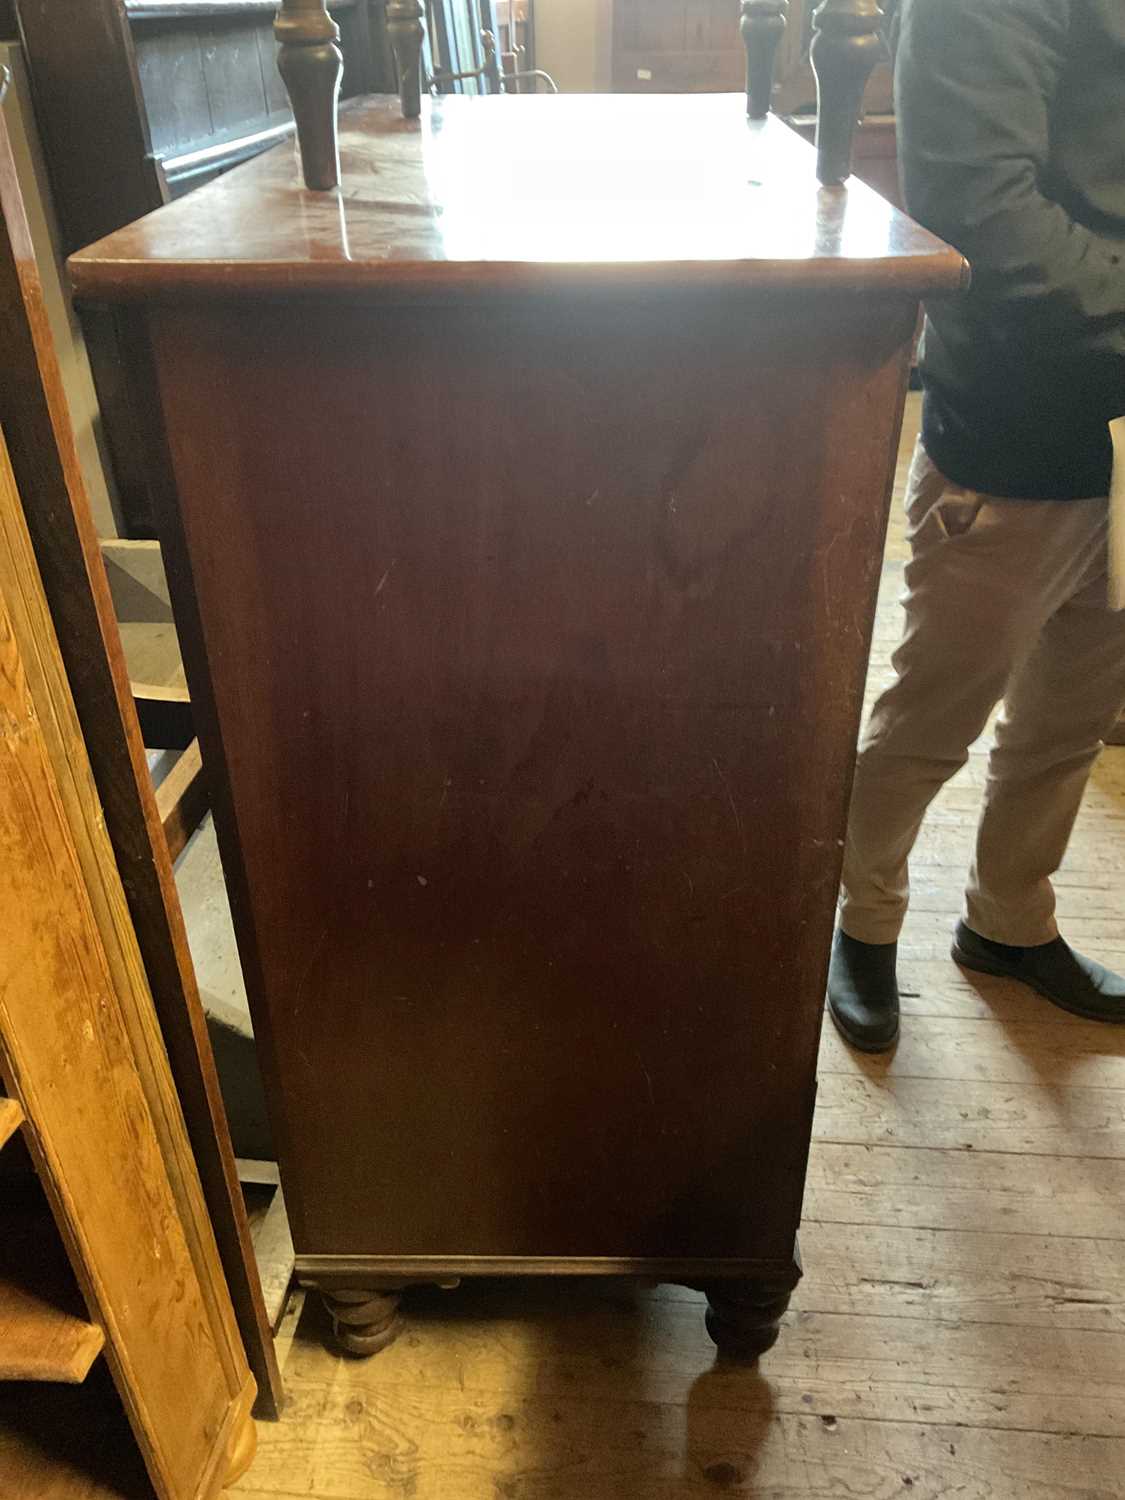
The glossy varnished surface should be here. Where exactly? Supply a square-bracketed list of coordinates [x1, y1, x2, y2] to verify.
[70, 93, 965, 301]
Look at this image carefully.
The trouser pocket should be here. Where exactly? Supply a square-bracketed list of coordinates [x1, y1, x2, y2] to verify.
[933, 493, 985, 538]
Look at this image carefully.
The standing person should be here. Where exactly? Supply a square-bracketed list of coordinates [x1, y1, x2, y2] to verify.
[828, 0, 1125, 1051]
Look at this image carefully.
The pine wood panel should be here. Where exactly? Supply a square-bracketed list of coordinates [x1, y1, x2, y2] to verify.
[0, 428, 255, 1495]
[0, 103, 281, 1416]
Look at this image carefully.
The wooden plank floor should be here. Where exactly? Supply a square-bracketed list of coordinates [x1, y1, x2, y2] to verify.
[232, 397, 1125, 1499]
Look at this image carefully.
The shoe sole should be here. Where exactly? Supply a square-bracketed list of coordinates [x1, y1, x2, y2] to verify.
[951, 942, 1125, 1024]
[826, 996, 899, 1054]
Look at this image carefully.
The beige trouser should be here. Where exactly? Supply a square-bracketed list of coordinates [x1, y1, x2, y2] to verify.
[840, 439, 1125, 947]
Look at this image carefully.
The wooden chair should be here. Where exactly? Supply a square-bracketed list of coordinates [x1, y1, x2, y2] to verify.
[275, 0, 886, 191]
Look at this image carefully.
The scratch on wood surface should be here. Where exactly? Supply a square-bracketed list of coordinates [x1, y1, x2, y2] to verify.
[711, 756, 747, 856]
[641, 1064, 656, 1110]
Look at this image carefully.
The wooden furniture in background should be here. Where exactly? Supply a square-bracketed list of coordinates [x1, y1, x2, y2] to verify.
[772, 0, 893, 116]
[741, 0, 889, 188]
[612, 0, 742, 93]
[611, 1, 899, 201]
[274, 0, 345, 189]
[424, 0, 546, 95]
[612, 0, 892, 111]
[236, 1161, 297, 1334]
[132, 682, 195, 749]
[72, 91, 963, 1359]
[741, 0, 788, 120]
[387, 0, 425, 116]
[0, 98, 284, 1417]
[789, 107, 899, 206]
[157, 738, 209, 861]
[804, 0, 886, 185]
[100, 536, 212, 848]
[277, 0, 553, 192]
[493, 0, 536, 87]
[15, 0, 396, 533]
[0, 425, 256, 1496]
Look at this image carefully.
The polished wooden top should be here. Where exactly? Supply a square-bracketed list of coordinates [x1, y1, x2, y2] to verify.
[70, 93, 965, 302]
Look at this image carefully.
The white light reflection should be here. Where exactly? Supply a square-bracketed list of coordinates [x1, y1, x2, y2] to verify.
[420, 95, 897, 267]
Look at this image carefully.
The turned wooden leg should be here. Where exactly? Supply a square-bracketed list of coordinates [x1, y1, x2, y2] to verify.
[698, 1244, 802, 1360]
[809, 0, 886, 186]
[322, 1287, 403, 1357]
[740, 1, 789, 120]
[387, 0, 426, 120]
[275, 1, 344, 191]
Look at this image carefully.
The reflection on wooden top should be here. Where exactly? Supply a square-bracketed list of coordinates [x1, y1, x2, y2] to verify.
[70, 93, 966, 303]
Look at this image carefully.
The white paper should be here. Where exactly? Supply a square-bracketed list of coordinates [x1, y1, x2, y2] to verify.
[1109, 417, 1125, 610]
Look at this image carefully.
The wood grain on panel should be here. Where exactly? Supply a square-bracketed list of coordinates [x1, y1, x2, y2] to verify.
[0, 429, 255, 1494]
[0, 107, 282, 1416]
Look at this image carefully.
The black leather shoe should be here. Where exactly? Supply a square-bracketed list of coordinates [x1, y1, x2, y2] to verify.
[952, 920, 1125, 1023]
[826, 930, 900, 1052]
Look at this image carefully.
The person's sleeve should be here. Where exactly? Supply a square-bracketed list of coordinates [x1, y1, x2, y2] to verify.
[895, 0, 1125, 355]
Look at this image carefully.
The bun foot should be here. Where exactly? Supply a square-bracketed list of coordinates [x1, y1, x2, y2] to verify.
[322, 1288, 402, 1357]
[698, 1245, 802, 1361]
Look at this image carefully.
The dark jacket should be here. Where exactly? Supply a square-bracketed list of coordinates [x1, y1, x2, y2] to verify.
[896, 0, 1125, 499]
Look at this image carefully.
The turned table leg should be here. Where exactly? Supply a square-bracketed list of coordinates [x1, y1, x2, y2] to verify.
[322, 1287, 403, 1356]
[810, 0, 886, 185]
[697, 1241, 802, 1360]
[388, 0, 426, 120]
[740, 1, 789, 121]
[275, 1, 344, 191]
